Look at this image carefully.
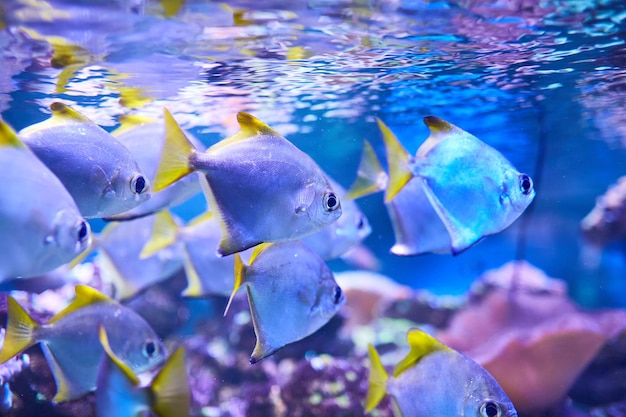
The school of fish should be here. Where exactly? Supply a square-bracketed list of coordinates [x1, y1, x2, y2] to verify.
[0, 102, 534, 416]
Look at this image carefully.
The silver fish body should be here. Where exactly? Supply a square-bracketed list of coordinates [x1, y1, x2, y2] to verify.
[411, 119, 535, 254]
[154, 110, 342, 256]
[19, 103, 151, 218]
[232, 241, 345, 363]
[194, 133, 341, 255]
[367, 329, 517, 417]
[0, 121, 90, 281]
[0, 286, 165, 402]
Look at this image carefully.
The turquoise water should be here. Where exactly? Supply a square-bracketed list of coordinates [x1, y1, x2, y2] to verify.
[1, 1, 626, 416]
[4, 0, 626, 306]
[0, 0, 626, 416]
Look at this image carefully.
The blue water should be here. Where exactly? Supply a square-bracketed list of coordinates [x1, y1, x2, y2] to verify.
[1, 0, 626, 309]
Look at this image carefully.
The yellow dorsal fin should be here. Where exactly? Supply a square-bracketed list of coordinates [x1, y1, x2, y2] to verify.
[0, 296, 38, 363]
[152, 108, 196, 192]
[364, 344, 389, 413]
[150, 347, 190, 417]
[247, 242, 272, 265]
[140, 211, 179, 259]
[50, 102, 94, 125]
[223, 253, 246, 316]
[416, 116, 461, 158]
[234, 112, 280, 139]
[98, 326, 140, 385]
[159, 0, 185, 18]
[392, 328, 451, 377]
[187, 210, 214, 228]
[49, 285, 113, 324]
[377, 118, 413, 203]
[0, 120, 27, 148]
[345, 140, 388, 199]
[111, 114, 158, 137]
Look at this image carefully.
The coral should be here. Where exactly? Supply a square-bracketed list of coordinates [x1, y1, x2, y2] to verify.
[581, 176, 626, 246]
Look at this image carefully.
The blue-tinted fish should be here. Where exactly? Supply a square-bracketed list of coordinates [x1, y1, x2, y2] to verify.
[226, 241, 345, 363]
[349, 117, 535, 255]
[19, 102, 151, 219]
[0, 120, 90, 281]
[0, 285, 165, 402]
[95, 212, 185, 300]
[96, 326, 189, 417]
[104, 115, 205, 221]
[366, 328, 517, 417]
[301, 177, 371, 261]
[140, 211, 237, 297]
[152, 109, 342, 256]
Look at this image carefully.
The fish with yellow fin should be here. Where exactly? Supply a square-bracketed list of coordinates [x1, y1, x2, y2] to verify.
[96, 326, 189, 417]
[348, 117, 535, 255]
[152, 109, 342, 256]
[225, 241, 345, 363]
[0, 285, 165, 402]
[366, 328, 517, 416]
[19, 102, 151, 219]
[105, 115, 205, 221]
[0, 119, 90, 281]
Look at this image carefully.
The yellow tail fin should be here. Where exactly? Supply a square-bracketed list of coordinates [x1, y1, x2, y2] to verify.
[377, 118, 413, 203]
[151, 347, 190, 417]
[223, 253, 246, 317]
[345, 140, 388, 200]
[364, 344, 389, 413]
[139, 211, 179, 259]
[0, 296, 38, 363]
[153, 108, 196, 192]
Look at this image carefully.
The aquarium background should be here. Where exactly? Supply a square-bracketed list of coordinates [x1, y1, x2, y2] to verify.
[2, 0, 626, 306]
[1, 0, 626, 416]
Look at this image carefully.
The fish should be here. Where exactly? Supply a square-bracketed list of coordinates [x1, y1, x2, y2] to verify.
[0, 285, 165, 402]
[0, 119, 90, 282]
[225, 241, 346, 363]
[348, 117, 535, 255]
[140, 210, 238, 297]
[18, 102, 151, 219]
[152, 108, 342, 256]
[301, 177, 372, 261]
[95, 213, 185, 300]
[96, 326, 189, 417]
[104, 115, 205, 221]
[365, 328, 517, 417]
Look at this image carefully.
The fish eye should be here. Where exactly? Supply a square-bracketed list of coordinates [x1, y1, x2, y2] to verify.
[324, 192, 339, 212]
[519, 174, 533, 195]
[142, 340, 157, 358]
[480, 401, 501, 417]
[131, 175, 147, 195]
[333, 285, 343, 304]
[76, 220, 89, 243]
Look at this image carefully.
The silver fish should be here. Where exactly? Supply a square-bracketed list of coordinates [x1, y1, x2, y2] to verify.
[366, 328, 517, 417]
[0, 285, 165, 402]
[95, 213, 185, 300]
[96, 327, 189, 417]
[19, 102, 151, 218]
[105, 115, 205, 221]
[0, 119, 90, 281]
[349, 117, 535, 255]
[301, 177, 371, 260]
[152, 109, 342, 256]
[226, 241, 345, 363]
